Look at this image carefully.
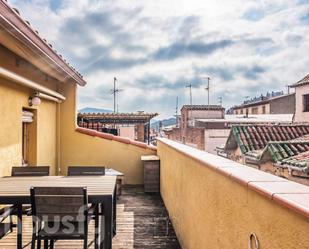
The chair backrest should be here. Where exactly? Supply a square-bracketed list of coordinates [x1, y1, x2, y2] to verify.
[30, 187, 88, 223]
[11, 166, 50, 177]
[67, 166, 105, 176]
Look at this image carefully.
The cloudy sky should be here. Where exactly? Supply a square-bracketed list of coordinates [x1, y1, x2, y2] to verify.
[11, 0, 309, 118]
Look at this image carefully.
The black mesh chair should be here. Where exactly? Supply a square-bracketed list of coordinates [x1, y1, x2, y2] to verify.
[67, 166, 105, 176]
[0, 205, 16, 240]
[30, 187, 90, 249]
[11, 166, 50, 177]
[11, 166, 50, 216]
[67, 166, 106, 239]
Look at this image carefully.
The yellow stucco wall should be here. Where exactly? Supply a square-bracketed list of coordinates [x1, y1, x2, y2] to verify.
[59, 82, 156, 184]
[36, 100, 57, 175]
[0, 79, 57, 176]
[0, 45, 58, 176]
[157, 140, 309, 249]
[0, 44, 156, 183]
[0, 79, 27, 176]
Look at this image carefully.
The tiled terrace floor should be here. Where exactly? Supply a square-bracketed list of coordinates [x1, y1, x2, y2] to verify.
[0, 186, 181, 249]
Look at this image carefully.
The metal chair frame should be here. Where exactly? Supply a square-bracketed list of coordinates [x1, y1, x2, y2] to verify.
[30, 187, 90, 249]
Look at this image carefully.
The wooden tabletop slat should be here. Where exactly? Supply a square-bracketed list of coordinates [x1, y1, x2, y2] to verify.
[0, 176, 117, 204]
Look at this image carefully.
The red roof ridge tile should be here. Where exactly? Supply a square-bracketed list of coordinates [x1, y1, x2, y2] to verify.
[76, 127, 157, 151]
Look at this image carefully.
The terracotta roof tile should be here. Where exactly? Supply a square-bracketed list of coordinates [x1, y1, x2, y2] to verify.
[231, 125, 309, 154]
[276, 150, 309, 173]
[291, 134, 309, 142]
[76, 127, 157, 151]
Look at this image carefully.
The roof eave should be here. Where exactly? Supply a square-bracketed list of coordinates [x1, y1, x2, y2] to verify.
[289, 82, 309, 88]
[0, 0, 86, 86]
[289, 74, 309, 88]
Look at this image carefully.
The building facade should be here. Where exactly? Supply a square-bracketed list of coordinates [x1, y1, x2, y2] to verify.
[165, 103, 293, 154]
[233, 92, 295, 115]
[291, 74, 309, 123]
[180, 105, 225, 147]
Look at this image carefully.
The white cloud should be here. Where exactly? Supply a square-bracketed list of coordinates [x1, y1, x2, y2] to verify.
[9, 0, 309, 118]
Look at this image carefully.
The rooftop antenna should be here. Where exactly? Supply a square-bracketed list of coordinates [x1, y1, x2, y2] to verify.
[110, 77, 123, 114]
[175, 96, 179, 127]
[186, 84, 192, 106]
[285, 85, 290, 94]
[204, 77, 211, 106]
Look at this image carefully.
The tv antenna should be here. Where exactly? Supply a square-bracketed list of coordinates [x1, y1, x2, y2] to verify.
[204, 77, 211, 106]
[285, 85, 290, 94]
[110, 77, 123, 114]
[186, 84, 192, 106]
[175, 96, 179, 126]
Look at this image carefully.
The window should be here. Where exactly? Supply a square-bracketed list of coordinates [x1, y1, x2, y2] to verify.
[262, 106, 266, 114]
[240, 109, 243, 114]
[304, 94, 309, 112]
[252, 107, 258, 114]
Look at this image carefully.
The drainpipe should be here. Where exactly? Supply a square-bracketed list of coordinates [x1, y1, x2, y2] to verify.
[56, 102, 61, 175]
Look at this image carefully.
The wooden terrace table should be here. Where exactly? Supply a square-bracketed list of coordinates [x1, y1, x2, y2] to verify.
[0, 176, 117, 249]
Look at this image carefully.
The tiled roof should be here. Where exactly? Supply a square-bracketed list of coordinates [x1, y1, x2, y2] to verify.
[245, 140, 309, 172]
[231, 125, 309, 154]
[181, 105, 224, 111]
[266, 141, 309, 162]
[76, 127, 157, 151]
[276, 151, 309, 172]
[291, 134, 309, 142]
[78, 112, 158, 119]
[290, 74, 309, 88]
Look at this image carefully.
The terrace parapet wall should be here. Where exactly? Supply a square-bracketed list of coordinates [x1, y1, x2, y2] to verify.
[157, 138, 309, 249]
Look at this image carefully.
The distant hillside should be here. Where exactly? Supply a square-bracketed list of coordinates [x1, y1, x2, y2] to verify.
[151, 117, 176, 130]
[78, 107, 113, 113]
